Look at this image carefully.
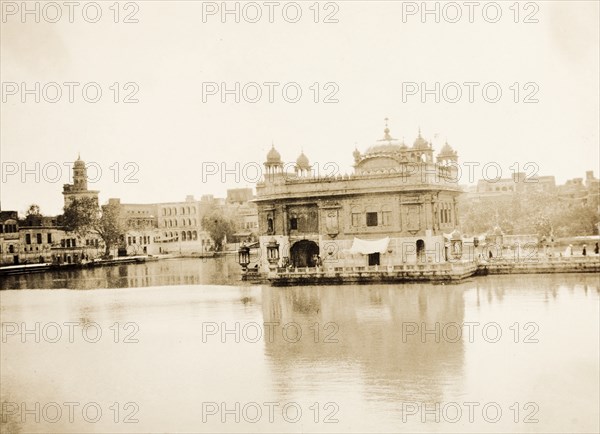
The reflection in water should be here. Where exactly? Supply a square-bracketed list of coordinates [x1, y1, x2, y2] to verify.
[0, 265, 598, 433]
[262, 284, 465, 406]
[0, 256, 242, 290]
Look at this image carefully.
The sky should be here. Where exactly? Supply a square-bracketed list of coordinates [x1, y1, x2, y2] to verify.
[1, 0, 599, 216]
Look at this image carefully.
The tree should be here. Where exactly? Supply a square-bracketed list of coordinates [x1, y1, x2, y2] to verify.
[23, 204, 43, 226]
[201, 207, 235, 251]
[63, 197, 126, 257]
[63, 197, 99, 239]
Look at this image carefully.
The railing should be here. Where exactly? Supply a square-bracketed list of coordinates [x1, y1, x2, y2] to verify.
[276, 262, 477, 276]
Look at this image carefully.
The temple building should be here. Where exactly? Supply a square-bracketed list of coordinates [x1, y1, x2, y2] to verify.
[253, 122, 464, 274]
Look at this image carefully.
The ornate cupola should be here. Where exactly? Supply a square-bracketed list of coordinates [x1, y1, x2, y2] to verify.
[437, 140, 459, 165]
[412, 128, 434, 163]
[412, 128, 430, 150]
[264, 143, 283, 177]
[295, 150, 311, 177]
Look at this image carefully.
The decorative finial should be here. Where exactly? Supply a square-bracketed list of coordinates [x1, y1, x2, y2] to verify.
[77, 152, 81, 160]
[383, 117, 392, 141]
[418, 127, 422, 138]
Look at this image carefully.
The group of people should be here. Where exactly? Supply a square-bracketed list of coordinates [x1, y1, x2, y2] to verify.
[563, 242, 599, 256]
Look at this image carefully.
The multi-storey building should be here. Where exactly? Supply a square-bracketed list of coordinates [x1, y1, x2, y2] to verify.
[226, 188, 259, 243]
[0, 210, 103, 265]
[156, 195, 214, 254]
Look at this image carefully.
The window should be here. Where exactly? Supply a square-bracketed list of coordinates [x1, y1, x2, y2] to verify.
[382, 210, 392, 226]
[47, 233, 52, 244]
[366, 212, 378, 227]
[351, 213, 361, 227]
[267, 218, 274, 234]
[36, 233, 42, 244]
[25, 234, 31, 244]
[290, 217, 298, 230]
[128, 237, 132, 245]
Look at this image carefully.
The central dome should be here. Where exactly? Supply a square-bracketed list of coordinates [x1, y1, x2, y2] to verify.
[365, 143, 404, 154]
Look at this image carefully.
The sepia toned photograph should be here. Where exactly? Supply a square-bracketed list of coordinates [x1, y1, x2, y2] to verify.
[1, 1, 599, 433]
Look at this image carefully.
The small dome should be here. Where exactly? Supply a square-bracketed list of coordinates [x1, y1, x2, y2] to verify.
[439, 142, 455, 155]
[353, 148, 361, 160]
[413, 134, 430, 149]
[450, 229, 462, 240]
[296, 151, 310, 169]
[266, 145, 281, 163]
[74, 154, 85, 167]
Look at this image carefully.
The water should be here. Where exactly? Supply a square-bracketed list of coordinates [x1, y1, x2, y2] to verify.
[1, 257, 598, 433]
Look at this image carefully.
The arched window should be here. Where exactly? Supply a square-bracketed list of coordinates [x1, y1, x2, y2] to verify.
[187, 231, 192, 241]
[173, 207, 177, 215]
[182, 231, 187, 241]
[188, 218, 192, 226]
[187, 207, 191, 214]
[181, 207, 185, 215]
[192, 231, 198, 240]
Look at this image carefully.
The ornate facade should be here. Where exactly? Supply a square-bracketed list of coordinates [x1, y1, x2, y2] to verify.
[254, 124, 463, 272]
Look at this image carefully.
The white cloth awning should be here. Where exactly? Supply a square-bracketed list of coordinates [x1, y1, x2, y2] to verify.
[348, 237, 390, 255]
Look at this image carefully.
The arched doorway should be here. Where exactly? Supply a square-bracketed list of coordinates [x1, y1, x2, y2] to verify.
[290, 240, 319, 267]
[416, 239, 425, 263]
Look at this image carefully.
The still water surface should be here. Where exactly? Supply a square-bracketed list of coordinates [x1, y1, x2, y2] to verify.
[1, 257, 598, 433]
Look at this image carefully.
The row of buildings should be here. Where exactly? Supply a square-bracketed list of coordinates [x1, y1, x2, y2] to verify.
[464, 170, 599, 207]
[0, 157, 259, 266]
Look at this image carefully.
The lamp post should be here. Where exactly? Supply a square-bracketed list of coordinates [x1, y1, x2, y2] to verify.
[238, 243, 250, 273]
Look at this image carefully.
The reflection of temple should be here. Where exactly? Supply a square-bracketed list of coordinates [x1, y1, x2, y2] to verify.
[260, 283, 466, 404]
[255, 122, 463, 273]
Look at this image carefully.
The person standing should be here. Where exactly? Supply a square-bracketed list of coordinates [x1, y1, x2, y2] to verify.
[565, 244, 573, 256]
[582, 245, 587, 256]
[594, 243, 599, 255]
